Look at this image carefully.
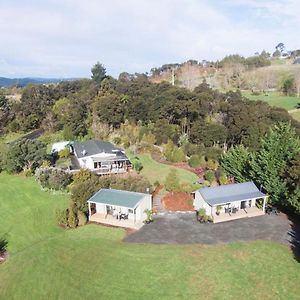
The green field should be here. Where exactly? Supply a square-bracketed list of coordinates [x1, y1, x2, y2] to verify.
[127, 152, 199, 189]
[0, 173, 300, 299]
[242, 91, 299, 111]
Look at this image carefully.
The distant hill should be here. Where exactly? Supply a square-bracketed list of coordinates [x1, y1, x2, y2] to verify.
[0, 77, 78, 87]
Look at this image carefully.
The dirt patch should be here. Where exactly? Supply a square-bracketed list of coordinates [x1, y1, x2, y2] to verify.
[162, 192, 194, 211]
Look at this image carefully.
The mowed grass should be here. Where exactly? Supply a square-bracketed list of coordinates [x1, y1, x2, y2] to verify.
[242, 91, 300, 111]
[127, 152, 199, 189]
[0, 173, 300, 299]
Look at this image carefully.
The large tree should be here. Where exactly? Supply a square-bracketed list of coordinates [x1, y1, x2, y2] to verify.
[91, 62, 106, 83]
[5, 138, 47, 173]
[250, 123, 300, 204]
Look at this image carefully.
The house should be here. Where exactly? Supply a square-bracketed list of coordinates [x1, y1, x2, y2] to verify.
[88, 189, 152, 229]
[193, 182, 268, 223]
[72, 140, 131, 175]
[293, 57, 300, 64]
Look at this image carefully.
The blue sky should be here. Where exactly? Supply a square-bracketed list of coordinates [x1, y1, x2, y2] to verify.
[0, 0, 299, 78]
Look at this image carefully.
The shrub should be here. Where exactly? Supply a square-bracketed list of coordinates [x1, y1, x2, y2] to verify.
[133, 160, 143, 173]
[35, 168, 72, 190]
[72, 168, 94, 185]
[204, 170, 216, 184]
[206, 159, 219, 171]
[55, 208, 69, 227]
[165, 169, 180, 192]
[164, 140, 185, 163]
[0, 236, 8, 256]
[154, 180, 160, 187]
[77, 211, 87, 226]
[68, 206, 78, 228]
[58, 148, 70, 159]
[219, 174, 228, 185]
[23, 167, 33, 177]
[188, 155, 201, 167]
[113, 136, 121, 145]
[179, 182, 194, 193]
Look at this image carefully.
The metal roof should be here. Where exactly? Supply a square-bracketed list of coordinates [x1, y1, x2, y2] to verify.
[73, 140, 127, 159]
[197, 182, 266, 206]
[87, 189, 148, 209]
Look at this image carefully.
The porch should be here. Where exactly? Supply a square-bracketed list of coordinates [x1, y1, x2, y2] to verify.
[213, 206, 265, 223]
[89, 213, 143, 229]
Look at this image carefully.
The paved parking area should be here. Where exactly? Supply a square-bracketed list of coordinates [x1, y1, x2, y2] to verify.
[124, 213, 295, 245]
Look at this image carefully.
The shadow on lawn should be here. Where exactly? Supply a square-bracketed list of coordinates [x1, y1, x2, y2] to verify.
[287, 214, 300, 263]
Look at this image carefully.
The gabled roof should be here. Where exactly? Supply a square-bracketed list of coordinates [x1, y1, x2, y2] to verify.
[196, 182, 266, 206]
[73, 140, 127, 159]
[87, 189, 149, 209]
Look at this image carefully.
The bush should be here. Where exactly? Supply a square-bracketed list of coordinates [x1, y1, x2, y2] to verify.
[219, 174, 228, 185]
[0, 236, 8, 256]
[68, 206, 78, 228]
[72, 168, 94, 185]
[179, 182, 194, 193]
[113, 136, 122, 145]
[77, 211, 88, 226]
[35, 168, 72, 190]
[55, 208, 69, 227]
[154, 180, 160, 187]
[133, 160, 143, 173]
[164, 140, 186, 163]
[165, 169, 180, 192]
[58, 148, 70, 159]
[206, 159, 219, 171]
[188, 155, 202, 167]
[204, 170, 216, 184]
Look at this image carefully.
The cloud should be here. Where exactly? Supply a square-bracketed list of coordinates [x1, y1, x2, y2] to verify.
[0, 0, 299, 77]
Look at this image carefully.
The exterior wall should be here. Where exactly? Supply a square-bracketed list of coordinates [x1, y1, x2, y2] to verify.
[193, 191, 211, 216]
[135, 195, 152, 222]
[95, 203, 106, 214]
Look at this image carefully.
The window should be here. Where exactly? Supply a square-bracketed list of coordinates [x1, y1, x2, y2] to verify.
[94, 162, 97, 169]
[128, 209, 134, 214]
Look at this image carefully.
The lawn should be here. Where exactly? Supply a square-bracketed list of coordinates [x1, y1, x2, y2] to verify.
[0, 173, 300, 299]
[127, 152, 199, 189]
[242, 91, 300, 111]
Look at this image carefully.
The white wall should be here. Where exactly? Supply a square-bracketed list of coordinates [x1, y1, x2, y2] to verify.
[193, 191, 211, 216]
[135, 195, 152, 222]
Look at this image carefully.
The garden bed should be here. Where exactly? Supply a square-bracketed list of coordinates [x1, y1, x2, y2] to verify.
[162, 192, 194, 211]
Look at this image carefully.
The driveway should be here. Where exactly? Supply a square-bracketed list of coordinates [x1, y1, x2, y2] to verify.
[124, 213, 296, 245]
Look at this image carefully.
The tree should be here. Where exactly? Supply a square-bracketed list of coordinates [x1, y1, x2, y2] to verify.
[221, 145, 252, 182]
[6, 139, 47, 173]
[250, 123, 300, 204]
[91, 62, 106, 83]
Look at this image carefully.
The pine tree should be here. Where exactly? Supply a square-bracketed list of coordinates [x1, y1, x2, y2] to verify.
[250, 123, 300, 204]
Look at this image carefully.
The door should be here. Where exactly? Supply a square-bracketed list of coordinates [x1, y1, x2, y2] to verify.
[241, 201, 247, 209]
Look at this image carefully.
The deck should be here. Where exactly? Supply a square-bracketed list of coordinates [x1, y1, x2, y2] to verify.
[213, 207, 264, 223]
[89, 213, 144, 229]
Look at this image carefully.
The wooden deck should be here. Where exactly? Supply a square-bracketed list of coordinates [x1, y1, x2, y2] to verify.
[213, 207, 264, 223]
[89, 213, 144, 229]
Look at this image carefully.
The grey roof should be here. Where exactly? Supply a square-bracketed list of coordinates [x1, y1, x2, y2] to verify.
[87, 189, 148, 208]
[197, 182, 266, 206]
[73, 140, 128, 160]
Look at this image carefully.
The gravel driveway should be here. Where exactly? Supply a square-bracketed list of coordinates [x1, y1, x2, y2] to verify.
[124, 213, 295, 245]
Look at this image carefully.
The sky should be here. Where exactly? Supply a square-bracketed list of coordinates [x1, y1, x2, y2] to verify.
[0, 0, 299, 78]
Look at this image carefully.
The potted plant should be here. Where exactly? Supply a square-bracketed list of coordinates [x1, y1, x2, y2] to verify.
[144, 209, 153, 224]
[216, 205, 222, 215]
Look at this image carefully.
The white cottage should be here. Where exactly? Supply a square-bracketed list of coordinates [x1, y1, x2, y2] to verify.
[72, 140, 131, 175]
[193, 182, 268, 223]
[88, 189, 152, 229]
